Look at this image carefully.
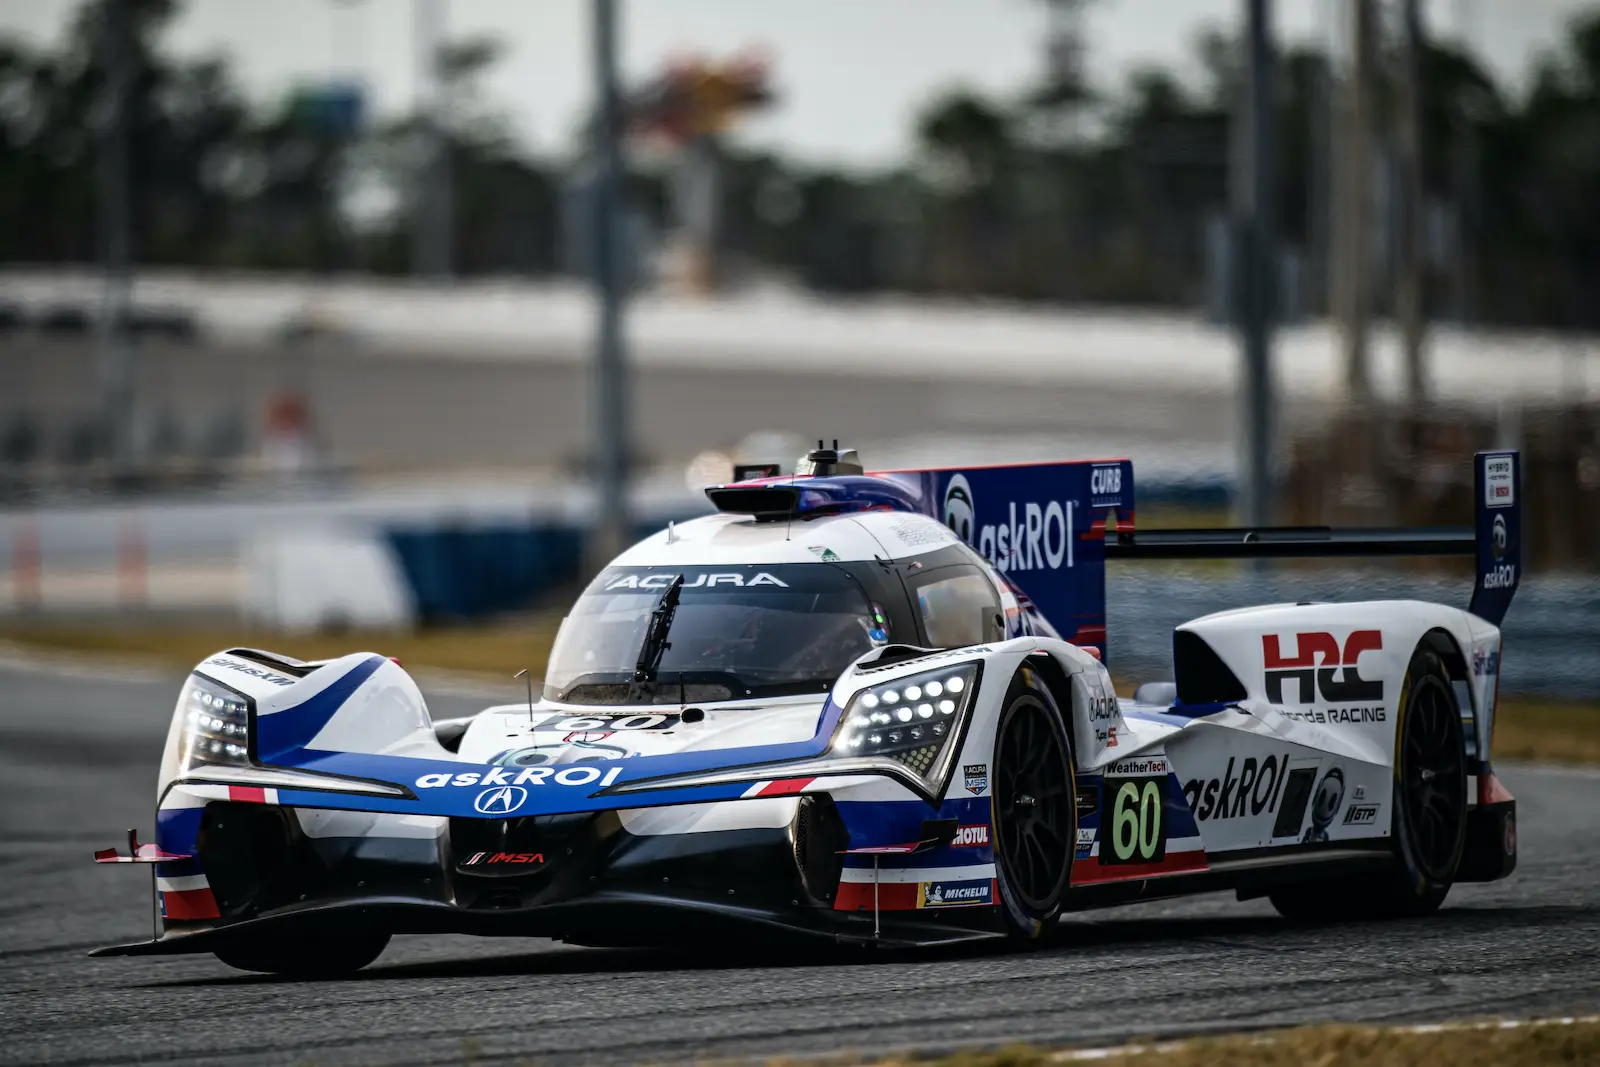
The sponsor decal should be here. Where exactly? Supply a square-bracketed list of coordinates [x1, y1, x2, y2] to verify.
[1472, 648, 1500, 678]
[1342, 803, 1380, 826]
[1484, 453, 1515, 507]
[474, 785, 528, 814]
[1101, 775, 1167, 864]
[604, 572, 789, 590]
[1090, 463, 1124, 508]
[417, 765, 625, 790]
[963, 764, 989, 796]
[1483, 563, 1517, 590]
[1302, 767, 1345, 843]
[951, 824, 990, 847]
[1087, 691, 1117, 722]
[1278, 706, 1387, 725]
[1492, 514, 1509, 559]
[1075, 785, 1100, 818]
[1076, 827, 1096, 845]
[460, 850, 547, 868]
[1263, 630, 1384, 704]
[943, 474, 976, 544]
[917, 878, 993, 908]
[202, 657, 295, 687]
[1182, 753, 1291, 822]
[528, 712, 679, 733]
[807, 545, 843, 563]
[942, 472, 1078, 576]
[1105, 756, 1167, 776]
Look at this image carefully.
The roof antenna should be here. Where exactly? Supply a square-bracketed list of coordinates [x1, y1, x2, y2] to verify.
[515, 668, 534, 725]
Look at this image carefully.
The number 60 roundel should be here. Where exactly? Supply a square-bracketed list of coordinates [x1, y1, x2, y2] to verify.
[1101, 776, 1169, 864]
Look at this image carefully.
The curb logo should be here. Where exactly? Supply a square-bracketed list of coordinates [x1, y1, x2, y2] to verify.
[1263, 630, 1383, 704]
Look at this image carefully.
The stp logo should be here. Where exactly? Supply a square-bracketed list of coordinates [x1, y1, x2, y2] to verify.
[1262, 631, 1383, 704]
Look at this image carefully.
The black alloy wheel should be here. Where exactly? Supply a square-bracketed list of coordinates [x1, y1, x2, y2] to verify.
[1270, 645, 1466, 922]
[1399, 667, 1468, 883]
[992, 673, 1075, 939]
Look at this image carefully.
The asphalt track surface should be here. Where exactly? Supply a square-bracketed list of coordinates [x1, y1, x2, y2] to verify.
[4, 660, 1600, 1067]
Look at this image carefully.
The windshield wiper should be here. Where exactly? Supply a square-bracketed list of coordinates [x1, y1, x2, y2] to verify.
[629, 574, 684, 703]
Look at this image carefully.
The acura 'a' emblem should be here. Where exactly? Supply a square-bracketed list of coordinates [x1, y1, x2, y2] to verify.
[474, 785, 527, 815]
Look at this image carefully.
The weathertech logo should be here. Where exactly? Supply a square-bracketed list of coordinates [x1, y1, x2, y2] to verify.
[1263, 631, 1383, 704]
[951, 824, 989, 847]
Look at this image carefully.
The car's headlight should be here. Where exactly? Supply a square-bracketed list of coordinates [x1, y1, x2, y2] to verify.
[176, 673, 252, 773]
[832, 662, 980, 785]
[602, 660, 983, 801]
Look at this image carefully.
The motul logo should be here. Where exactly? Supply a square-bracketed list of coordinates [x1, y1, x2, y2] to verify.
[1262, 631, 1383, 704]
[951, 824, 989, 847]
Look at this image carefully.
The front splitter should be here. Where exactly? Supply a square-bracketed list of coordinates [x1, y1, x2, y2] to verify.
[89, 889, 1001, 958]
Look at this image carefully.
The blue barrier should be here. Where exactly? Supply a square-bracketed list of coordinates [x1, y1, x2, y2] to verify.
[383, 519, 687, 621]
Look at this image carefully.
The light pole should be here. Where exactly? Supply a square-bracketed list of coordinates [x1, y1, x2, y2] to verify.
[590, 0, 630, 567]
[97, 0, 135, 473]
[1236, 0, 1276, 529]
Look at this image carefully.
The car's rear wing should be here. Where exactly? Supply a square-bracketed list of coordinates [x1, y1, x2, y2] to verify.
[1105, 451, 1522, 626]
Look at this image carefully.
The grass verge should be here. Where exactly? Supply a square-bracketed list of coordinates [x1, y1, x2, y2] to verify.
[894, 1018, 1600, 1067]
[0, 622, 1595, 765]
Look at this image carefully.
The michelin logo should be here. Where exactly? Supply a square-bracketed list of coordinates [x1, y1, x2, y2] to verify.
[942, 474, 1077, 575]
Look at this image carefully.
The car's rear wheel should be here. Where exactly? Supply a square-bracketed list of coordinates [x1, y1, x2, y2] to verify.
[1270, 645, 1467, 922]
[214, 932, 390, 977]
[992, 670, 1076, 942]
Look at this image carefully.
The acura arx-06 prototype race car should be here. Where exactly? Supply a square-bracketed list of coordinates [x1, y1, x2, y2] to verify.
[92, 446, 1523, 975]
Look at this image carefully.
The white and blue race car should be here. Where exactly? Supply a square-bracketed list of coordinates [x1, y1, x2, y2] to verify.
[93, 446, 1522, 975]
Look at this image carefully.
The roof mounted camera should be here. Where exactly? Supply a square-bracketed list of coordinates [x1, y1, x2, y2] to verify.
[797, 440, 863, 477]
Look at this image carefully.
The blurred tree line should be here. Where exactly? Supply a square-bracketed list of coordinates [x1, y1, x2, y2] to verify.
[1, 0, 1596, 330]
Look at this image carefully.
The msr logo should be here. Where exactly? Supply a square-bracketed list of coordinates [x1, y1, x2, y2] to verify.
[1262, 631, 1384, 705]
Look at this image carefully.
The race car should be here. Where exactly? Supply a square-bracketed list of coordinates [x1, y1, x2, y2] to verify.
[91, 445, 1522, 975]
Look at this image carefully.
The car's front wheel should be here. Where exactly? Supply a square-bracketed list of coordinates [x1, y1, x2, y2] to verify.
[1270, 644, 1467, 922]
[214, 932, 390, 977]
[992, 670, 1077, 942]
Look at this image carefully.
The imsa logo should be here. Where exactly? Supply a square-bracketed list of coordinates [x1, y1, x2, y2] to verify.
[1263, 630, 1384, 704]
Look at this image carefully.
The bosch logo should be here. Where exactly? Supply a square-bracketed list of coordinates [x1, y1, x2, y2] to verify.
[474, 785, 528, 814]
[1262, 631, 1384, 704]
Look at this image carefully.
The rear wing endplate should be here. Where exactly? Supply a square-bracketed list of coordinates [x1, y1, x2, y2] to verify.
[1105, 451, 1521, 626]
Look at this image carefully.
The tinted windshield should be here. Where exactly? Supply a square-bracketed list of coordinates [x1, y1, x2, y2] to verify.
[543, 564, 882, 704]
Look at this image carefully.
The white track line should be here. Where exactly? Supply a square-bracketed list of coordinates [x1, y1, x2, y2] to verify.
[1054, 1014, 1600, 1061]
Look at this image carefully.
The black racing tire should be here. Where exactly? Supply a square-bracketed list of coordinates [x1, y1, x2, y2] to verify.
[1270, 645, 1467, 922]
[991, 669, 1077, 943]
[214, 932, 390, 977]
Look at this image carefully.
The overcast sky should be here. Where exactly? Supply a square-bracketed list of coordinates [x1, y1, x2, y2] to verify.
[3, 0, 1593, 167]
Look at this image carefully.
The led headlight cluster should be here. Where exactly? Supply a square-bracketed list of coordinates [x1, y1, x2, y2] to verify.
[177, 673, 252, 772]
[833, 662, 979, 779]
